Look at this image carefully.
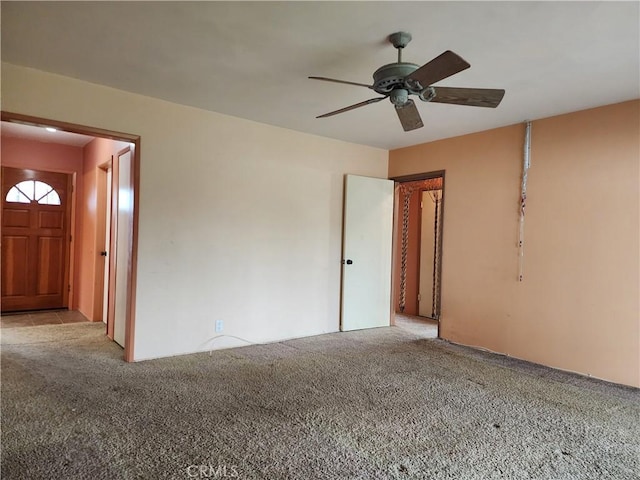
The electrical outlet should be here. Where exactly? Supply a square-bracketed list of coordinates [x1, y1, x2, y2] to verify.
[215, 320, 224, 333]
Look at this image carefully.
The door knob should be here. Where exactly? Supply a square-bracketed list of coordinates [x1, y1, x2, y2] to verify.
[345, 259, 353, 265]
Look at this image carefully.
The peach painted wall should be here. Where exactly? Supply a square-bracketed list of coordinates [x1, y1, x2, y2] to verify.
[77, 137, 129, 320]
[389, 100, 640, 387]
[1, 135, 84, 309]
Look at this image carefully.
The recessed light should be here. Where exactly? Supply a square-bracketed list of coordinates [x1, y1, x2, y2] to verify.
[45, 127, 57, 133]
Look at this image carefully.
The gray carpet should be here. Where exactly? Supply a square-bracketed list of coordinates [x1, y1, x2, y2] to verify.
[1, 322, 638, 480]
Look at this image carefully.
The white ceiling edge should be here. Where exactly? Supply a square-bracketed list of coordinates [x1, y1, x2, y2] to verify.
[1, 121, 95, 148]
[1, 1, 638, 150]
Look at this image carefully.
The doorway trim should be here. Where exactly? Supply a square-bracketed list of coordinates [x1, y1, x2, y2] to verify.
[2, 111, 141, 362]
[390, 170, 446, 338]
[96, 158, 112, 326]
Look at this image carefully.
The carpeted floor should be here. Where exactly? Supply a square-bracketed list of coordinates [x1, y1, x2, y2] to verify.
[1, 322, 638, 480]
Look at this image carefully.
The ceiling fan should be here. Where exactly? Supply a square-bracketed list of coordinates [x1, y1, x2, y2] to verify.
[309, 32, 505, 132]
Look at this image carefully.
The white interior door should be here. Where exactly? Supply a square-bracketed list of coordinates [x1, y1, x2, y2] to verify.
[341, 174, 394, 331]
[114, 150, 132, 347]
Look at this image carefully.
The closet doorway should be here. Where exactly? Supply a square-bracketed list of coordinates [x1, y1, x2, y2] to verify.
[392, 172, 445, 325]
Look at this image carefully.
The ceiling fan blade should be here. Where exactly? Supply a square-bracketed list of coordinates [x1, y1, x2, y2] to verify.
[430, 87, 505, 108]
[406, 51, 470, 89]
[316, 97, 386, 118]
[395, 100, 424, 131]
[309, 76, 373, 89]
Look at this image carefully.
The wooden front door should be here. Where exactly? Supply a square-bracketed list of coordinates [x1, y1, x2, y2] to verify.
[1, 167, 72, 312]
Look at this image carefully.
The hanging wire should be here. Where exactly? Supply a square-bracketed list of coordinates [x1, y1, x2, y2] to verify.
[518, 122, 532, 282]
[399, 185, 414, 312]
[427, 190, 442, 318]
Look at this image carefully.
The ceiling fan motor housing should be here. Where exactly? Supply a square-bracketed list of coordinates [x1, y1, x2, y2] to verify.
[372, 63, 421, 95]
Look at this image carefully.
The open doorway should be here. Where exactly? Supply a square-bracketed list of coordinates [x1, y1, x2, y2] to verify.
[391, 171, 445, 338]
[1, 112, 140, 361]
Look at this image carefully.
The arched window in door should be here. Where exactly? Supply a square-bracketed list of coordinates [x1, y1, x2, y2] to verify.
[5, 180, 61, 205]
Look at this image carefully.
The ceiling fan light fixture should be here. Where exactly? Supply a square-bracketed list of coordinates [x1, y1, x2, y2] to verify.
[390, 89, 409, 107]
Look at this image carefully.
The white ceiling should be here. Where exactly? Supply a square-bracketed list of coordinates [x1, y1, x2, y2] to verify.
[1, 121, 95, 147]
[1, 2, 638, 150]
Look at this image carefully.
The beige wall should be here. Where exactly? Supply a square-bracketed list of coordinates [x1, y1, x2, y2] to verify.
[389, 100, 640, 387]
[1, 63, 388, 361]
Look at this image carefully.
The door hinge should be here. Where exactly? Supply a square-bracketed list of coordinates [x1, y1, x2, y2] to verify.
[68, 285, 71, 292]
[418, 294, 421, 301]
[420, 201, 423, 209]
[69, 235, 73, 242]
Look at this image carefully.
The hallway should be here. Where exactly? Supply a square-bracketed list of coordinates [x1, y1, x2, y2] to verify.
[0, 310, 90, 329]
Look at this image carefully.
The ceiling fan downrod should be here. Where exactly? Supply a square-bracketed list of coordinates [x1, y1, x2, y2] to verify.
[372, 32, 421, 95]
[388, 31, 412, 63]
